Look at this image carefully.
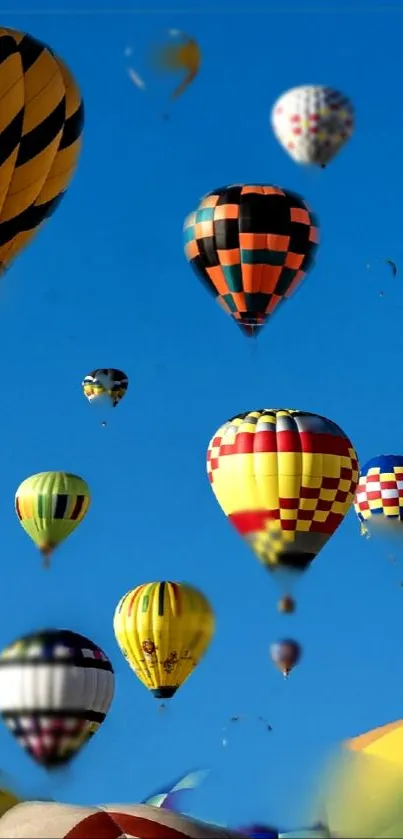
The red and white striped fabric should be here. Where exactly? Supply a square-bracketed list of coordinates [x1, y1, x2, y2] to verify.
[0, 802, 243, 838]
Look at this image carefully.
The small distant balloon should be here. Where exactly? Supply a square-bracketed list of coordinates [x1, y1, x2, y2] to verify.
[150, 30, 200, 100]
[270, 639, 302, 678]
[15, 472, 90, 567]
[271, 85, 354, 168]
[125, 29, 200, 108]
[354, 455, 403, 539]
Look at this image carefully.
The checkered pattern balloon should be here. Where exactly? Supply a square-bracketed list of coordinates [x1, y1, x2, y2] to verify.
[271, 85, 354, 168]
[183, 185, 319, 337]
[354, 454, 403, 536]
[207, 409, 359, 576]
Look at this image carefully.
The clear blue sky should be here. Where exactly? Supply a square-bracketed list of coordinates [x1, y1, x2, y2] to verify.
[0, 0, 403, 831]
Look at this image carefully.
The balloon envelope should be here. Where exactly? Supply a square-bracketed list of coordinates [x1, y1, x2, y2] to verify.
[271, 85, 354, 168]
[0, 802, 241, 837]
[0, 27, 83, 273]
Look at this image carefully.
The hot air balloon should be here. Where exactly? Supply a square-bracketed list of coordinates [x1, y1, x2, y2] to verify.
[15, 472, 90, 567]
[354, 455, 403, 538]
[319, 720, 403, 837]
[0, 27, 84, 274]
[126, 29, 200, 118]
[207, 409, 359, 606]
[270, 639, 301, 678]
[0, 629, 114, 769]
[0, 802, 239, 838]
[150, 30, 200, 100]
[113, 581, 215, 700]
[82, 368, 128, 426]
[271, 85, 354, 168]
[82, 369, 128, 407]
[183, 185, 319, 337]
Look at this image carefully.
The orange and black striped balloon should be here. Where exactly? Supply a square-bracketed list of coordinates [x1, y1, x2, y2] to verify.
[0, 28, 84, 273]
[183, 184, 319, 337]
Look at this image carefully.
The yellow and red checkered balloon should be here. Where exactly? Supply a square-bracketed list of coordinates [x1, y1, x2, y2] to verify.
[207, 409, 359, 586]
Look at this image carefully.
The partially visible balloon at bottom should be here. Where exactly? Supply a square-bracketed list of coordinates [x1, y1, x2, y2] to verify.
[314, 722, 403, 837]
[0, 802, 239, 838]
[0, 790, 20, 819]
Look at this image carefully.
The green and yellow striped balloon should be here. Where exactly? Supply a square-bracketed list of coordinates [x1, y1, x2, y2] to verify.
[15, 472, 90, 567]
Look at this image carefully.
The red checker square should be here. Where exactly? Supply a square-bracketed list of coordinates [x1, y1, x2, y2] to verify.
[211, 435, 222, 447]
[279, 497, 299, 509]
[335, 489, 348, 503]
[380, 480, 397, 490]
[316, 499, 333, 511]
[340, 467, 352, 480]
[321, 477, 340, 490]
[300, 486, 321, 499]
[296, 509, 315, 521]
[312, 511, 342, 533]
[281, 519, 298, 531]
[230, 509, 279, 535]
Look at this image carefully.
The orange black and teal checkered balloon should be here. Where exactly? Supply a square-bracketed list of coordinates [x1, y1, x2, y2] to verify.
[183, 185, 319, 337]
[354, 455, 403, 537]
[207, 409, 359, 583]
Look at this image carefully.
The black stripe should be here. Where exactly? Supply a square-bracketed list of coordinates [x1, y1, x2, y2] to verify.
[14, 497, 23, 521]
[0, 657, 113, 671]
[158, 581, 165, 616]
[71, 494, 85, 520]
[18, 33, 48, 73]
[16, 97, 66, 166]
[0, 193, 64, 247]
[0, 34, 18, 65]
[2, 708, 106, 723]
[59, 99, 84, 149]
[0, 108, 24, 168]
[53, 492, 68, 518]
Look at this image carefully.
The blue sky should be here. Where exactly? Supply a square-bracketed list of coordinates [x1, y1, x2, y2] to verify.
[0, 0, 403, 831]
